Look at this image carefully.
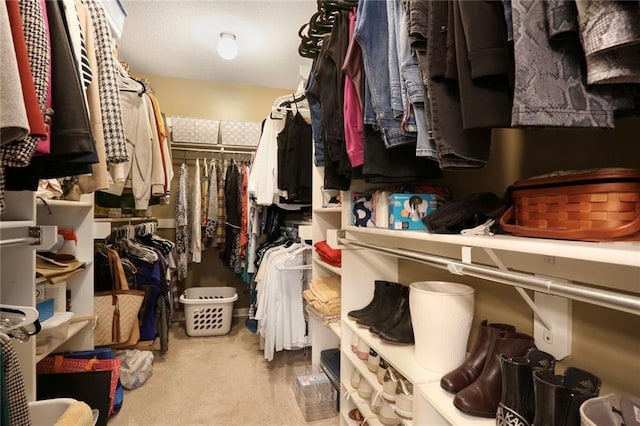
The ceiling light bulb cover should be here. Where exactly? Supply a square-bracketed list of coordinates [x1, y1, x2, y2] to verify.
[217, 33, 238, 60]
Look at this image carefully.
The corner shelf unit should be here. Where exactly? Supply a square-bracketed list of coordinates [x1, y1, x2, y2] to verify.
[0, 192, 95, 400]
[309, 165, 343, 367]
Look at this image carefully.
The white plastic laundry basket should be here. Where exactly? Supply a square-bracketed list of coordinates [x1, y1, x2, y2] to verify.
[179, 287, 238, 336]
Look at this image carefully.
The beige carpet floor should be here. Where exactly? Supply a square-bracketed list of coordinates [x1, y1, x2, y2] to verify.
[109, 318, 340, 426]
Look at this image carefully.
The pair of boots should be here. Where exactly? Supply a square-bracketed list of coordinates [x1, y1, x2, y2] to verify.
[440, 320, 535, 418]
[347, 280, 414, 345]
[496, 347, 556, 425]
[497, 349, 601, 426]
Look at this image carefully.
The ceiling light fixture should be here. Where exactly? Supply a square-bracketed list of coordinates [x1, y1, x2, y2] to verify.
[217, 32, 238, 60]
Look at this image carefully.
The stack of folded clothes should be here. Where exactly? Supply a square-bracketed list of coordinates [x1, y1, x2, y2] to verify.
[304, 276, 341, 324]
[314, 241, 341, 267]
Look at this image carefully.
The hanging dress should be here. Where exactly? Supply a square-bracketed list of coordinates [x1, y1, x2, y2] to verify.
[175, 161, 189, 281]
[203, 159, 219, 248]
[191, 158, 202, 263]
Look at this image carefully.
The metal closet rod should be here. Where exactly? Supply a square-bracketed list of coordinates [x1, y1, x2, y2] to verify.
[0, 226, 41, 247]
[337, 237, 640, 316]
[0, 237, 39, 247]
[170, 143, 255, 155]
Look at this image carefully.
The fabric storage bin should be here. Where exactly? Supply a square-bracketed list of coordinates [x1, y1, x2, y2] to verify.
[500, 168, 640, 241]
[179, 287, 238, 336]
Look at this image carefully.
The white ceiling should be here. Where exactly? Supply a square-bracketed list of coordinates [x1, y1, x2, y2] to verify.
[117, 0, 318, 90]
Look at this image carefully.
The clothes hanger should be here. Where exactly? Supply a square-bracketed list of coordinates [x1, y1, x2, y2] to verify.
[0, 305, 39, 333]
[0, 305, 41, 341]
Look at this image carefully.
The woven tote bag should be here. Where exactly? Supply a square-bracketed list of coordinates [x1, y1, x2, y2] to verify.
[94, 248, 144, 346]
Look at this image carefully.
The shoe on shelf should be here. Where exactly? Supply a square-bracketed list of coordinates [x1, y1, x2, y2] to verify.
[378, 288, 414, 345]
[377, 359, 388, 385]
[440, 319, 516, 393]
[453, 331, 534, 418]
[358, 378, 373, 400]
[382, 367, 400, 402]
[581, 393, 640, 426]
[351, 333, 359, 354]
[356, 282, 404, 329]
[370, 391, 383, 414]
[348, 280, 388, 320]
[367, 349, 380, 373]
[378, 397, 401, 426]
[496, 347, 556, 425]
[357, 339, 370, 361]
[395, 379, 413, 420]
[351, 370, 361, 389]
[533, 366, 601, 426]
[349, 408, 364, 422]
[369, 284, 409, 336]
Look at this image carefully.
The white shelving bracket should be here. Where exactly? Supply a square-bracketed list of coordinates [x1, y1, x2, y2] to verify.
[448, 246, 472, 275]
[533, 288, 572, 360]
[482, 247, 572, 360]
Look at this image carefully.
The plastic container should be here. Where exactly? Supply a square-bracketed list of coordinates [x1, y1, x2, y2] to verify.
[29, 398, 99, 426]
[36, 298, 55, 322]
[179, 287, 238, 336]
[36, 311, 74, 355]
[293, 366, 337, 421]
[44, 281, 67, 312]
[409, 281, 475, 373]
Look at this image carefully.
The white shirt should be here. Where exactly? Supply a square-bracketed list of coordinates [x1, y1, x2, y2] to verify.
[254, 243, 309, 361]
[247, 115, 285, 206]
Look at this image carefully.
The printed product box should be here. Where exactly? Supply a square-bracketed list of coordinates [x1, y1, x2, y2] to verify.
[351, 192, 374, 227]
[373, 190, 394, 228]
[388, 193, 440, 230]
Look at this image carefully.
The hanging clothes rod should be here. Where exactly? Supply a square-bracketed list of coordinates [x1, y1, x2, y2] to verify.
[337, 236, 640, 316]
[0, 226, 41, 247]
[0, 237, 39, 247]
[170, 143, 255, 155]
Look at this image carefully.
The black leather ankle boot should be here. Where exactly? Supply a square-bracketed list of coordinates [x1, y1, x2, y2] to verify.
[532, 366, 601, 426]
[348, 280, 388, 320]
[356, 282, 403, 329]
[369, 284, 409, 336]
[441, 320, 516, 393]
[378, 287, 414, 345]
[496, 348, 556, 426]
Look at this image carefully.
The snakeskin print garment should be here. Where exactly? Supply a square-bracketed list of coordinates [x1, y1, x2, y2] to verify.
[575, 0, 640, 85]
[511, 0, 616, 128]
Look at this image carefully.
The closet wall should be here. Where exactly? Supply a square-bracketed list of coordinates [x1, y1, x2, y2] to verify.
[130, 73, 296, 308]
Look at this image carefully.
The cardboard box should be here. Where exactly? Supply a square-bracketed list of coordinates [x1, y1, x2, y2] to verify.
[388, 193, 440, 230]
[373, 190, 393, 228]
[351, 192, 374, 227]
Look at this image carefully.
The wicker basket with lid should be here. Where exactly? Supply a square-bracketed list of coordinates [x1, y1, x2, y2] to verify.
[499, 168, 640, 241]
